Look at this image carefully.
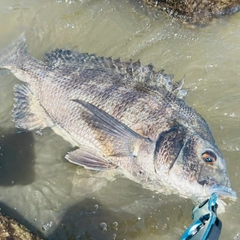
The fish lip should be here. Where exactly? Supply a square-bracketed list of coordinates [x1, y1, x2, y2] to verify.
[210, 184, 237, 201]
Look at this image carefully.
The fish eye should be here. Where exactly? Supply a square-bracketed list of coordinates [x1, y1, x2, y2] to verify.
[202, 151, 217, 165]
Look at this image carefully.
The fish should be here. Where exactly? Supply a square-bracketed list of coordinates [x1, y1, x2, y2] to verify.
[0, 34, 237, 207]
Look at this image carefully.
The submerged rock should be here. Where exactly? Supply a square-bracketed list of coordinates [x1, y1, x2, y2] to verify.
[140, 0, 240, 25]
[0, 212, 42, 240]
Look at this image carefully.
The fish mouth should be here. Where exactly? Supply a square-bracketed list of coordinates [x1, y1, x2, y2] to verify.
[197, 180, 237, 201]
[210, 184, 237, 201]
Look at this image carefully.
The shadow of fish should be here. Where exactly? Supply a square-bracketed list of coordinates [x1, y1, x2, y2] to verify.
[0, 34, 236, 207]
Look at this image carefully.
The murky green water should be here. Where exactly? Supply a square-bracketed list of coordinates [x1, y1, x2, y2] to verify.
[0, 0, 239, 239]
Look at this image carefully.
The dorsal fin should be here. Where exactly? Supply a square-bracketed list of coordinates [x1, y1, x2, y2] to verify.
[44, 49, 187, 99]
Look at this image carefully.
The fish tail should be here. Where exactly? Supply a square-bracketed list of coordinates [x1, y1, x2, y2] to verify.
[0, 33, 28, 70]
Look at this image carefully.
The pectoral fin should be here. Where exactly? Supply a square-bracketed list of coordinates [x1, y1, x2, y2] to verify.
[73, 99, 151, 157]
[154, 124, 186, 174]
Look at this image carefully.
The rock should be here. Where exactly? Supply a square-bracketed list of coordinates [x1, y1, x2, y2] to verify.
[0, 212, 42, 240]
[140, 0, 240, 25]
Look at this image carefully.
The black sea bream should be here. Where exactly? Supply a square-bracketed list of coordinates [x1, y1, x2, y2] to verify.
[0, 34, 236, 207]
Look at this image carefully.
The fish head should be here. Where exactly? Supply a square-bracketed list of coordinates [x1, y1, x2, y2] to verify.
[154, 125, 237, 207]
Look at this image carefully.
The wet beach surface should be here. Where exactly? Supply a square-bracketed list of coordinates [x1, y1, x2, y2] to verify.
[0, 0, 240, 239]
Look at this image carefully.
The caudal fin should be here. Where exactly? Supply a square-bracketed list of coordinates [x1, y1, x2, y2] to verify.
[0, 33, 28, 70]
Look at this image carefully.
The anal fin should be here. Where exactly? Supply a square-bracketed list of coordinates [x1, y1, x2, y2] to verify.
[65, 147, 116, 171]
[13, 84, 53, 131]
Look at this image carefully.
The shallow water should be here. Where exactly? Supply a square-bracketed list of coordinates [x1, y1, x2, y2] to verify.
[0, 0, 240, 239]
